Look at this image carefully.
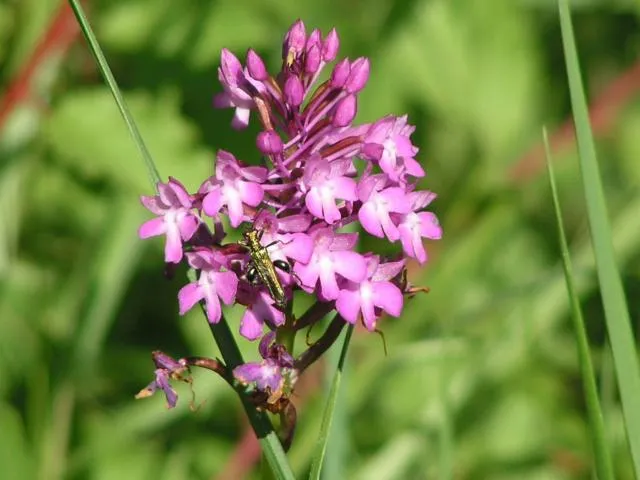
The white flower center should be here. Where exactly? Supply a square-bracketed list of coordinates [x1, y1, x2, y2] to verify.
[319, 255, 333, 273]
[199, 271, 217, 297]
[404, 212, 420, 230]
[165, 210, 178, 227]
[372, 191, 387, 211]
[360, 281, 373, 301]
[382, 138, 398, 161]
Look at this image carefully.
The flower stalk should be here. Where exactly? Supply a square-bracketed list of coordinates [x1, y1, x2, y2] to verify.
[135, 18, 442, 454]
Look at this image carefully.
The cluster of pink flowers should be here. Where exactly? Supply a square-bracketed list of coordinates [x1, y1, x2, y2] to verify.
[137, 20, 441, 410]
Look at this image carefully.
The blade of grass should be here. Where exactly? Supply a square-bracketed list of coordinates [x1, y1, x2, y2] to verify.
[308, 324, 354, 480]
[543, 127, 614, 480]
[67, 0, 160, 188]
[558, 0, 640, 473]
[319, 328, 349, 480]
[68, 2, 295, 478]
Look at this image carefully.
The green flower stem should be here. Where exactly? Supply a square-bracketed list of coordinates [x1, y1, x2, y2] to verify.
[276, 302, 297, 355]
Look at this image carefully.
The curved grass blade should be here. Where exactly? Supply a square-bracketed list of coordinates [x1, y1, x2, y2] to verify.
[308, 324, 354, 480]
[67, 0, 160, 189]
[543, 128, 614, 480]
[68, 3, 295, 478]
[558, 0, 640, 473]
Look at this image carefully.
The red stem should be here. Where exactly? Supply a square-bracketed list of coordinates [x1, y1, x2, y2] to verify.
[0, 2, 80, 130]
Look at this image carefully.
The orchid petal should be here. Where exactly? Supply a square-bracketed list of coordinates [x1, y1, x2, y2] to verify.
[332, 251, 367, 282]
[240, 309, 264, 340]
[202, 188, 223, 217]
[336, 288, 361, 324]
[178, 283, 203, 316]
[139, 217, 166, 239]
[215, 271, 238, 305]
[372, 281, 403, 317]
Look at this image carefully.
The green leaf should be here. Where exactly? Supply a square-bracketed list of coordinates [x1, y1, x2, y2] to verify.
[543, 127, 613, 480]
[308, 324, 354, 480]
[558, 0, 640, 474]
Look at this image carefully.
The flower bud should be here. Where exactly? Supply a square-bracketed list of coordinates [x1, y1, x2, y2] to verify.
[246, 49, 268, 81]
[330, 58, 350, 88]
[284, 75, 304, 107]
[305, 44, 321, 74]
[345, 57, 370, 93]
[283, 19, 306, 63]
[333, 94, 357, 127]
[306, 29, 322, 50]
[257, 130, 284, 154]
[322, 29, 339, 61]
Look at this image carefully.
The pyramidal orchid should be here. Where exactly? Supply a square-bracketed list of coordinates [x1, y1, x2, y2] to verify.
[135, 20, 442, 450]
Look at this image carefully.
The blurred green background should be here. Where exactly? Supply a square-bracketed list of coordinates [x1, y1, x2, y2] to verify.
[1, 0, 639, 478]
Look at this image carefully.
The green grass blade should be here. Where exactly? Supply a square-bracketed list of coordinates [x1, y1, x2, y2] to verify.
[318, 330, 349, 479]
[543, 128, 614, 480]
[67, 0, 160, 189]
[558, 0, 640, 473]
[308, 324, 354, 480]
[68, 4, 295, 477]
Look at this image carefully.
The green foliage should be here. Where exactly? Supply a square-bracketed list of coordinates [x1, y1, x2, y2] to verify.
[559, 1, 640, 474]
[544, 127, 613, 479]
[309, 325, 353, 480]
[1, 0, 639, 478]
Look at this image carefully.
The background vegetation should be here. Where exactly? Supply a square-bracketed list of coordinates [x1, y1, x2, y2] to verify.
[1, 0, 639, 478]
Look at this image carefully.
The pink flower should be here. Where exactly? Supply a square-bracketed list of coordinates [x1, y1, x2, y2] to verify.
[233, 333, 297, 402]
[362, 115, 424, 182]
[135, 351, 190, 409]
[177, 249, 238, 323]
[294, 229, 367, 300]
[138, 178, 200, 263]
[200, 150, 267, 227]
[251, 210, 315, 267]
[397, 191, 442, 263]
[139, 21, 443, 362]
[336, 257, 404, 330]
[299, 156, 357, 224]
[240, 291, 286, 340]
[213, 49, 264, 129]
[357, 174, 410, 241]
